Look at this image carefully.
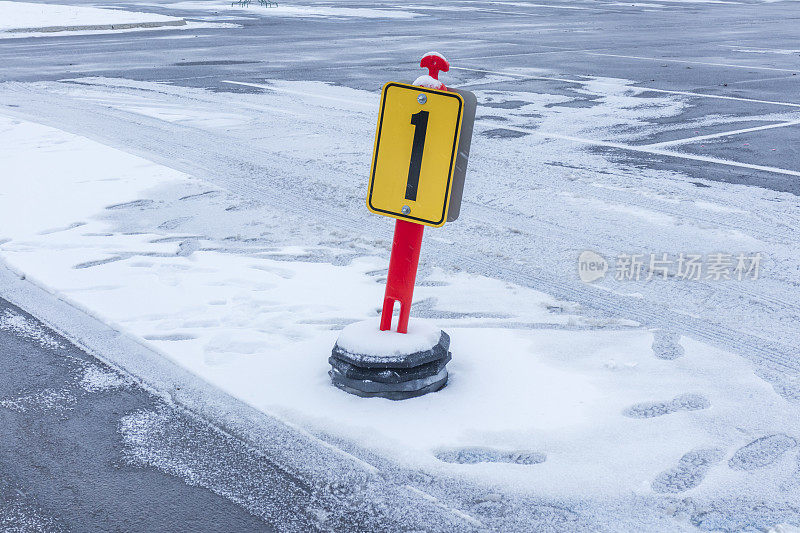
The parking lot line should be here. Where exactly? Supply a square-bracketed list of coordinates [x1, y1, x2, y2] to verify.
[450, 66, 800, 108]
[724, 74, 800, 86]
[221, 80, 375, 109]
[644, 120, 800, 148]
[497, 125, 800, 177]
[583, 52, 800, 73]
[452, 49, 606, 61]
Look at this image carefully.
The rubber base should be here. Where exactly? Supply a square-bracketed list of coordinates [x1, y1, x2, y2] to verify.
[329, 328, 452, 400]
[330, 373, 448, 400]
[328, 353, 451, 384]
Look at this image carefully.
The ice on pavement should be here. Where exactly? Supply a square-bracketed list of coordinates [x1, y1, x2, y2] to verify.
[336, 319, 442, 357]
[0, 1, 183, 33]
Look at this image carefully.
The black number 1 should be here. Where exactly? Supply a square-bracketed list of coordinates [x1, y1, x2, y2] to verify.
[405, 110, 429, 201]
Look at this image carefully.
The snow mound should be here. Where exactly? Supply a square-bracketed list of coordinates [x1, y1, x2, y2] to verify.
[0, 1, 183, 33]
[413, 75, 445, 90]
[422, 51, 448, 62]
[335, 318, 442, 358]
[80, 364, 129, 392]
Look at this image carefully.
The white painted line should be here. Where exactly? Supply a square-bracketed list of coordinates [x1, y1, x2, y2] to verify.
[482, 1, 592, 10]
[497, 124, 800, 177]
[454, 0, 594, 9]
[419, 26, 586, 39]
[583, 52, 800, 73]
[724, 74, 800, 86]
[452, 48, 603, 62]
[450, 65, 800, 108]
[221, 80, 376, 109]
[403, 485, 484, 528]
[656, 0, 740, 4]
[475, 8, 581, 16]
[644, 120, 800, 148]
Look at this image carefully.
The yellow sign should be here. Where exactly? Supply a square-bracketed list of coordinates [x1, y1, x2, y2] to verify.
[367, 82, 465, 228]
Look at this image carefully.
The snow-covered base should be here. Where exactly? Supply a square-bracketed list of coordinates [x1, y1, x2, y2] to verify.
[0, 1, 184, 34]
[336, 318, 442, 358]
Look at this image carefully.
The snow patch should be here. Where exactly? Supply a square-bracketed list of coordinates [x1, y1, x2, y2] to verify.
[413, 75, 445, 90]
[80, 364, 129, 392]
[335, 318, 442, 358]
[0, 1, 183, 33]
[0, 389, 76, 413]
[422, 51, 448, 62]
[0, 309, 64, 350]
[768, 525, 800, 533]
[0, 21, 238, 40]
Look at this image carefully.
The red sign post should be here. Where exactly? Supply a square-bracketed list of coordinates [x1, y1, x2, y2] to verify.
[379, 218, 425, 333]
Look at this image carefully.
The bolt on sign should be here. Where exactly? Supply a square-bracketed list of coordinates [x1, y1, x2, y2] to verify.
[367, 82, 477, 227]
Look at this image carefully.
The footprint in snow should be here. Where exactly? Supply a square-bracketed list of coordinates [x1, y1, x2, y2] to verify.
[652, 330, 685, 360]
[780, 453, 800, 492]
[105, 199, 155, 210]
[37, 221, 86, 235]
[652, 448, 723, 493]
[158, 217, 192, 231]
[176, 239, 200, 257]
[73, 256, 126, 270]
[178, 190, 224, 201]
[728, 434, 797, 471]
[623, 393, 710, 419]
[435, 447, 545, 465]
[143, 334, 197, 342]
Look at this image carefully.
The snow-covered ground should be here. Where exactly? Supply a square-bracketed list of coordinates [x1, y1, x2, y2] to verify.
[2, 72, 800, 527]
[2, 0, 800, 525]
[0, 1, 192, 36]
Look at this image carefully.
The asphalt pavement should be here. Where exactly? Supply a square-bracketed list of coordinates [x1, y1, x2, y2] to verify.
[0, 296, 275, 532]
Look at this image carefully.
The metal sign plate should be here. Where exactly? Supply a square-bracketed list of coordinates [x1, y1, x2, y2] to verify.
[367, 82, 473, 227]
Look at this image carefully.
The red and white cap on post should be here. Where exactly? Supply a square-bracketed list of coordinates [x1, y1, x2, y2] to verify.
[414, 52, 450, 91]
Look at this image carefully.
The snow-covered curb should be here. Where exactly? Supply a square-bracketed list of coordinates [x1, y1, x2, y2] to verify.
[5, 19, 186, 34]
[0, 1, 185, 35]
